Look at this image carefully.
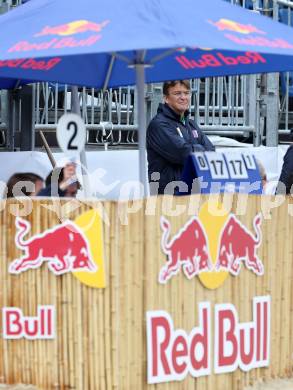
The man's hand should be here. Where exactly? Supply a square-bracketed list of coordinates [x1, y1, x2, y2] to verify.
[59, 163, 77, 190]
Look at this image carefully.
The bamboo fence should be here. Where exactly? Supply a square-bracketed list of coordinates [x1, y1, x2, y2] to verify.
[0, 195, 292, 390]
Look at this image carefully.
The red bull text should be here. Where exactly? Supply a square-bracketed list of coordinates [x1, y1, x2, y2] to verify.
[159, 213, 263, 285]
[8, 35, 101, 53]
[175, 51, 266, 70]
[224, 35, 293, 49]
[2, 305, 55, 340]
[9, 217, 97, 275]
[0, 58, 61, 71]
[146, 296, 270, 384]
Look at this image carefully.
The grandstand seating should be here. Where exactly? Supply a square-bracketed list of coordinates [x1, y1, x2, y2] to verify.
[244, 0, 263, 10]
[222, 0, 264, 9]
[279, 7, 293, 26]
[280, 72, 293, 99]
[278, 8, 293, 104]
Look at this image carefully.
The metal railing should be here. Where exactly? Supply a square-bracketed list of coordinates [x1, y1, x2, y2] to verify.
[224, 0, 293, 137]
[272, 0, 293, 134]
[32, 75, 258, 150]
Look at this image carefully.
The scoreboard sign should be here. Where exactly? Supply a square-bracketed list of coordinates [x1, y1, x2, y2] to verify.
[181, 151, 262, 194]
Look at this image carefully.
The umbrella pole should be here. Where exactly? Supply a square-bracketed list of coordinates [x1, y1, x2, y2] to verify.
[71, 86, 91, 197]
[135, 61, 148, 197]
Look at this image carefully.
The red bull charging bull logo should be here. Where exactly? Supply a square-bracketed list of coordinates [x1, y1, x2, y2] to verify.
[9, 209, 106, 288]
[207, 18, 293, 49]
[215, 213, 263, 276]
[159, 216, 213, 283]
[34, 20, 110, 37]
[7, 19, 110, 55]
[208, 18, 266, 35]
[10, 217, 96, 275]
[159, 202, 263, 288]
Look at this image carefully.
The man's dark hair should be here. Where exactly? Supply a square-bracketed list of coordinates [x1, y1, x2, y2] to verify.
[163, 80, 191, 96]
[45, 167, 63, 187]
[45, 167, 81, 190]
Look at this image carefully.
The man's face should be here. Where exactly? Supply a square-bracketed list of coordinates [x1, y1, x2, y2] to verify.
[164, 83, 191, 115]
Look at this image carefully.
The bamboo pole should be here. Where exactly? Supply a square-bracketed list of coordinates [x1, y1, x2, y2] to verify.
[2, 207, 10, 384]
[39, 130, 56, 168]
[104, 229, 112, 390]
[272, 205, 281, 379]
[110, 203, 120, 390]
[61, 277, 69, 389]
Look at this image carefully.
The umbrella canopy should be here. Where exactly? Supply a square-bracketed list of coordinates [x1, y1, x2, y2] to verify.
[0, 0, 293, 87]
[1, 0, 293, 191]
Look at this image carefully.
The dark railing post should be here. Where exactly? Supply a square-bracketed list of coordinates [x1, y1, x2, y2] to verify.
[19, 85, 35, 151]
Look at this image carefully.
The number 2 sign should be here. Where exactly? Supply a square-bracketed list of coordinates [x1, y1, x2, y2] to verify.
[56, 113, 86, 156]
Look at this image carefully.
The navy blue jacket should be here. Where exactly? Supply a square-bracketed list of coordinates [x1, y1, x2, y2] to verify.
[147, 103, 215, 194]
[37, 184, 66, 197]
[276, 145, 293, 194]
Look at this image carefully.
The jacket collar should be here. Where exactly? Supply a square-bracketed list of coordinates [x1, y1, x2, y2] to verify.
[157, 103, 189, 122]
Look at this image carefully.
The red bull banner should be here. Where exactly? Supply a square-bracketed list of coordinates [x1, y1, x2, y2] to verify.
[0, 197, 292, 389]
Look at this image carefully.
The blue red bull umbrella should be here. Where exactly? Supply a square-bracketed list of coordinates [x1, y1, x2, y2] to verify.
[1, 0, 293, 189]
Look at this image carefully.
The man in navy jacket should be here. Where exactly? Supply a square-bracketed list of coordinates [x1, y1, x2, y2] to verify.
[147, 80, 214, 194]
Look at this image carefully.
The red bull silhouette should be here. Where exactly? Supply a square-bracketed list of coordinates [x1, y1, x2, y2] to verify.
[35, 19, 109, 37]
[215, 214, 263, 276]
[208, 18, 266, 35]
[9, 218, 97, 275]
[159, 216, 212, 284]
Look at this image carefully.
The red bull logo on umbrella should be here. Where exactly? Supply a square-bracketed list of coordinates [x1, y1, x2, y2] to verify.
[34, 19, 110, 37]
[159, 202, 264, 288]
[208, 18, 266, 35]
[7, 19, 109, 54]
[9, 209, 106, 288]
[208, 18, 293, 49]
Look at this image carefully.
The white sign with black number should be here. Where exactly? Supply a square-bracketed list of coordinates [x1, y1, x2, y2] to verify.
[242, 153, 257, 170]
[56, 113, 86, 156]
[225, 154, 248, 179]
[205, 152, 229, 179]
[194, 153, 209, 171]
